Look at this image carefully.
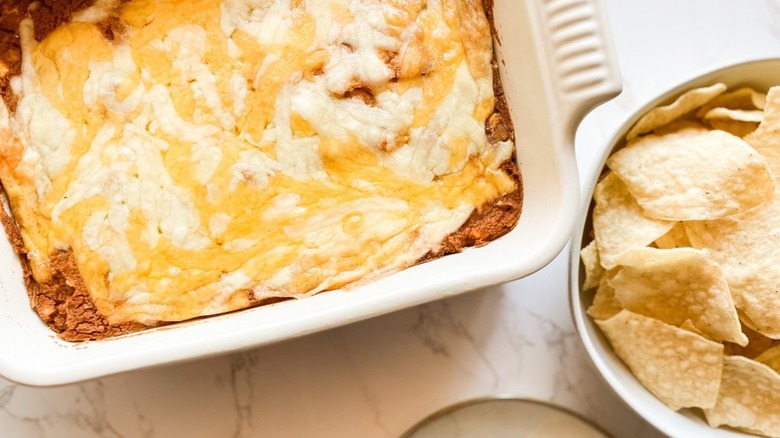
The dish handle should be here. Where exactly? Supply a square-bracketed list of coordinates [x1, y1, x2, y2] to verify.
[535, 0, 623, 139]
[488, 0, 622, 273]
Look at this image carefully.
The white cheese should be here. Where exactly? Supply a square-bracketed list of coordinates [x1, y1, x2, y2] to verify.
[229, 148, 281, 191]
[252, 53, 280, 88]
[192, 139, 223, 184]
[261, 193, 301, 221]
[220, 0, 292, 47]
[83, 45, 145, 118]
[229, 71, 249, 116]
[384, 61, 485, 182]
[209, 213, 232, 237]
[146, 84, 220, 142]
[318, 0, 400, 93]
[290, 77, 421, 151]
[485, 140, 515, 170]
[13, 19, 77, 200]
[223, 238, 259, 251]
[155, 26, 237, 131]
[83, 209, 137, 275]
[201, 270, 253, 315]
[54, 113, 212, 254]
[71, 0, 122, 23]
[414, 203, 474, 253]
[272, 83, 326, 180]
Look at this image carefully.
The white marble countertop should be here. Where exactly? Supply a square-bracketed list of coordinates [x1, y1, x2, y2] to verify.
[2, 1, 779, 437]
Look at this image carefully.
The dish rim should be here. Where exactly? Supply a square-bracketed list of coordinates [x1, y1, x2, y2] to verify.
[0, 0, 621, 386]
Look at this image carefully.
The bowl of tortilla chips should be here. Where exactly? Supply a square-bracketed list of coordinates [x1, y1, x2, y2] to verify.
[570, 58, 780, 437]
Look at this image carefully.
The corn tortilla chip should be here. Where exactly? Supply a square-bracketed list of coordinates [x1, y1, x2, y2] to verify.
[651, 119, 708, 136]
[724, 322, 778, 359]
[685, 188, 780, 338]
[703, 106, 763, 137]
[709, 119, 759, 138]
[608, 128, 776, 220]
[696, 87, 767, 117]
[592, 172, 674, 269]
[745, 86, 780, 176]
[587, 82, 780, 435]
[609, 247, 747, 345]
[597, 310, 723, 411]
[703, 107, 764, 123]
[587, 273, 622, 321]
[680, 319, 706, 337]
[626, 83, 727, 140]
[580, 240, 604, 291]
[654, 222, 689, 249]
[704, 356, 780, 437]
[756, 345, 780, 373]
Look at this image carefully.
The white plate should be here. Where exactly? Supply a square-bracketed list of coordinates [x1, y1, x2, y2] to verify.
[0, 0, 621, 386]
[570, 58, 780, 438]
[402, 397, 609, 438]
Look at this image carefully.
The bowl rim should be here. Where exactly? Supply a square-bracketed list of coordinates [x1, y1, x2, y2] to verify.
[568, 56, 780, 438]
[400, 395, 611, 437]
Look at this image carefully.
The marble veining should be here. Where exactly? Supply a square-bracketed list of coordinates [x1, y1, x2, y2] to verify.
[2, 0, 780, 436]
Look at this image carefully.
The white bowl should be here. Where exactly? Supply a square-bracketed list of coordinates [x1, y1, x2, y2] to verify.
[569, 58, 780, 438]
[0, 0, 621, 386]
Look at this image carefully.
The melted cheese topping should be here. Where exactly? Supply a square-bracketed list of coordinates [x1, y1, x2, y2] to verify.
[0, 0, 517, 325]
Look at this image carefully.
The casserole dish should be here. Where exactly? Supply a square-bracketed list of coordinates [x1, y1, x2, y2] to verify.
[570, 58, 780, 437]
[0, 0, 620, 386]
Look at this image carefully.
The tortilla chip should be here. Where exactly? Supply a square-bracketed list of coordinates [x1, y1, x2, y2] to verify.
[626, 83, 727, 140]
[588, 82, 780, 435]
[607, 128, 775, 220]
[651, 119, 708, 136]
[680, 319, 706, 337]
[745, 86, 780, 176]
[702, 107, 763, 138]
[609, 247, 746, 345]
[747, 136, 780, 177]
[587, 273, 622, 320]
[724, 323, 778, 359]
[653, 222, 689, 249]
[685, 187, 780, 338]
[580, 240, 604, 291]
[704, 356, 780, 437]
[755, 345, 780, 373]
[592, 172, 674, 269]
[703, 107, 763, 123]
[597, 310, 723, 410]
[696, 87, 767, 116]
[709, 119, 760, 138]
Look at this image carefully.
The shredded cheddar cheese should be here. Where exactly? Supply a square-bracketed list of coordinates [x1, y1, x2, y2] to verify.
[0, 0, 517, 325]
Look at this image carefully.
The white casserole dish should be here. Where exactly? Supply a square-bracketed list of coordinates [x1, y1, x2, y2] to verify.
[570, 58, 780, 438]
[0, 0, 620, 386]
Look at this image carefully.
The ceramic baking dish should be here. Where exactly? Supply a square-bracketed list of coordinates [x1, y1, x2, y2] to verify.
[0, 0, 621, 386]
